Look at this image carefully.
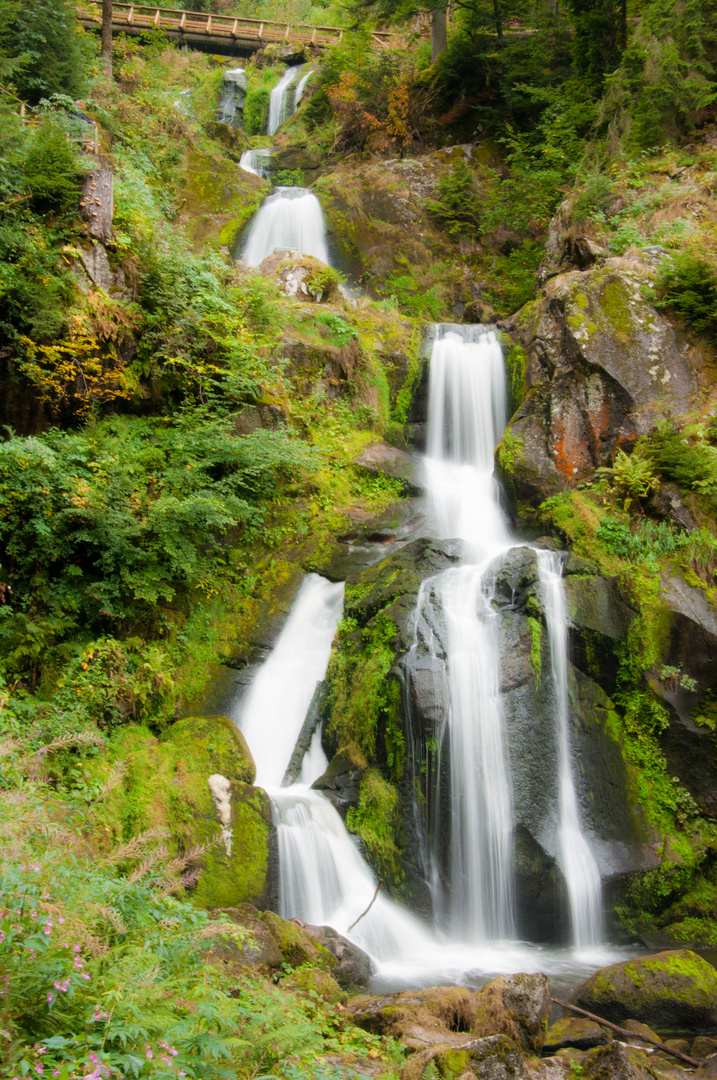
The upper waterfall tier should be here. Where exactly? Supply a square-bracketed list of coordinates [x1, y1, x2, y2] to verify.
[268, 64, 304, 135]
[241, 187, 330, 267]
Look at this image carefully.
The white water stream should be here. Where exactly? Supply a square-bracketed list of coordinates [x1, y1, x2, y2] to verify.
[294, 68, 314, 108]
[537, 550, 603, 953]
[242, 186, 330, 267]
[239, 148, 271, 179]
[268, 65, 304, 135]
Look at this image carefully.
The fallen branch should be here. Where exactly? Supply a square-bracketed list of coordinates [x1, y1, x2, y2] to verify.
[551, 997, 700, 1068]
[347, 880, 382, 932]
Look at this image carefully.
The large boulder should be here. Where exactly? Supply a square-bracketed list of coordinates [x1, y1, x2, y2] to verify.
[293, 920, 373, 987]
[91, 716, 276, 910]
[543, 1017, 612, 1052]
[498, 263, 700, 506]
[571, 950, 717, 1031]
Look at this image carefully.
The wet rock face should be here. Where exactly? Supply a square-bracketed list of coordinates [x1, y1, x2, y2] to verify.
[571, 949, 717, 1031]
[499, 263, 699, 505]
[650, 575, 717, 819]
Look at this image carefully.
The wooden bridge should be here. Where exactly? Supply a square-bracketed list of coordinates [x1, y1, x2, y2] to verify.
[77, 2, 400, 55]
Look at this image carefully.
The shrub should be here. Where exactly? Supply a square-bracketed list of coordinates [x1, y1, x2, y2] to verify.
[23, 119, 87, 214]
[596, 446, 659, 507]
[645, 421, 717, 493]
[654, 253, 717, 341]
[427, 160, 481, 238]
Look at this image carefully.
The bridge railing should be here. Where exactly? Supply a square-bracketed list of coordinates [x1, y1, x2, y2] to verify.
[78, 2, 399, 48]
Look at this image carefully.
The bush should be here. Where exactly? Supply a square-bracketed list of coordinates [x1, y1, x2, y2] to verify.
[655, 253, 717, 341]
[24, 119, 87, 213]
[645, 421, 717, 493]
[427, 160, 481, 238]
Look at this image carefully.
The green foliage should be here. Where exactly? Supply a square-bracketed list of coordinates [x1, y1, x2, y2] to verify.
[378, 274, 443, 320]
[564, 0, 623, 96]
[645, 421, 717, 493]
[502, 343, 526, 415]
[572, 171, 614, 221]
[0, 768, 381, 1079]
[595, 446, 660, 507]
[274, 167, 305, 187]
[426, 160, 481, 238]
[315, 309, 356, 345]
[0, 0, 88, 104]
[0, 413, 315, 677]
[527, 616, 542, 681]
[654, 253, 717, 341]
[346, 769, 401, 879]
[595, 516, 684, 568]
[601, 0, 717, 149]
[23, 118, 87, 214]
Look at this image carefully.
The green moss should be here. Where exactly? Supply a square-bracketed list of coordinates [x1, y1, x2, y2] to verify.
[90, 717, 271, 910]
[346, 769, 401, 883]
[503, 342, 527, 415]
[260, 911, 336, 971]
[326, 612, 398, 763]
[527, 616, 542, 681]
[495, 428, 525, 478]
[437, 1048, 470, 1077]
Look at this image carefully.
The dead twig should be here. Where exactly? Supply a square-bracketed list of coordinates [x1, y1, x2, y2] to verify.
[347, 880, 382, 932]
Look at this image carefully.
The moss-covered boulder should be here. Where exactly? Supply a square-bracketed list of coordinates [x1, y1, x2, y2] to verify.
[544, 1017, 612, 1052]
[283, 967, 346, 1004]
[92, 716, 274, 910]
[572, 950, 717, 1031]
[578, 1041, 654, 1080]
[472, 974, 551, 1055]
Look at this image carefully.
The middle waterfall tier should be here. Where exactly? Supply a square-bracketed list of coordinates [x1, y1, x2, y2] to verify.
[241, 187, 330, 267]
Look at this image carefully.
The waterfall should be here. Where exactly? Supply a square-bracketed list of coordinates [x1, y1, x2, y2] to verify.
[241, 187, 330, 267]
[236, 575, 343, 789]
[536, 551, 603, 952]
[239, 148, 271, 179]
[419, 326, 515, 941]
[234, 575, 461, 982]
[294, 69, 314, 108]
[416, 324, 603, 950]
[216, 67, 247, 126]
[268, 65, 303, 135]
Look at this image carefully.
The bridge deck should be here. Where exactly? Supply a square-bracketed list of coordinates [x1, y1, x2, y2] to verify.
[78, 2, 400, 53]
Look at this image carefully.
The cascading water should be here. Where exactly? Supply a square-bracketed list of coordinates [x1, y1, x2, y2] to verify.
[234, 575, 466, 983]
[415, 324, 604, 952]
[294, 69, 313, 108]
[239, 148, 271, 179]
[537, 550, 603, 953]
[418, 327, 515, 941]
[267, 65, 304, 135]
[241, 186, 330, 267]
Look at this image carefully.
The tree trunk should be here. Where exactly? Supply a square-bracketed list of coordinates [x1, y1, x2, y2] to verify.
[431, 6, 447, 62]
[102, 0, 113, 76]
[493, 0, 503, 40]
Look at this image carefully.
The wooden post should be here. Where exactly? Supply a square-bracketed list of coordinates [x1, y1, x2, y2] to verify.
[231, 17, 238, 35]
[311, 26, 316, 42]
[284, 23, 290, 40]
[179, 10, 186, 29]
[258, 21, 264, 36]
[153, 8, 160, 26]
[206, 14, 211, 33]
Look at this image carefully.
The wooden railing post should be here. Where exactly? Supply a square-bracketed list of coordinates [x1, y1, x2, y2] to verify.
[206, 14, 211, 32]
[127, 5, 134, 24]
[153, 8, 160, 26]
[231, 17, 238, 35]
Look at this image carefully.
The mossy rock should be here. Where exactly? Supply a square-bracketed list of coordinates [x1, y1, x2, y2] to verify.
[544, 1017, 612, 1052]
[91, 718, 272, 910]
[164, 714, 256, 784]
[260, 910, 337, 972]
[472, 973, 551, 1055]
[282, 966, 346, 1004]
[572, 950, 717, 1031]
